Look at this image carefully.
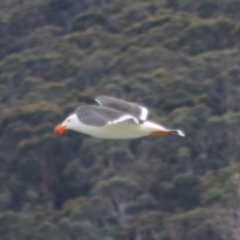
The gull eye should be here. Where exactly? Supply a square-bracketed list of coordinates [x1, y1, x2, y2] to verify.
[66, 119, 71, 122]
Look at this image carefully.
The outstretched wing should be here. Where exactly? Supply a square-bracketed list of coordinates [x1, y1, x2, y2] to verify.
[75, 105, 138, 127]
[95, 96, 148, 123]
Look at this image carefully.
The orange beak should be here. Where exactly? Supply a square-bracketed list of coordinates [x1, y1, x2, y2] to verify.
[54, 124, 66, 135]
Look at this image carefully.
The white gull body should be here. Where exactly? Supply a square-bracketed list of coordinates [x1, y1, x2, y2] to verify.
[62, 113, 182, 139]
[54, 96, 185, 139]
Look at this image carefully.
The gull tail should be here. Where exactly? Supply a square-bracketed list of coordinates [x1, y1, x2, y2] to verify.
[170, 130, 185, 137]
[150, 129, 185, 137]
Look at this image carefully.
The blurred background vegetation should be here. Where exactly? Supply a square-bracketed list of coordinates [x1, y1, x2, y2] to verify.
[0, 0, 240, 239]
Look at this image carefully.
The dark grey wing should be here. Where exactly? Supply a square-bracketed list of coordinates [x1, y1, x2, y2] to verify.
[95, 96, 148, 123]
[75, 105, 137, 127]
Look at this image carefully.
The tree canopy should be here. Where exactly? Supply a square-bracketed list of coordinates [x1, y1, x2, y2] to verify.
[0, 0, 240, 239]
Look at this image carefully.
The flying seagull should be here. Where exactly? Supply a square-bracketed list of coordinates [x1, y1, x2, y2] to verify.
[54, 96, 185, 139]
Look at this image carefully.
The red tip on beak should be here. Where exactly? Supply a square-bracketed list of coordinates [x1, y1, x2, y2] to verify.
[54, 124, 66, 135]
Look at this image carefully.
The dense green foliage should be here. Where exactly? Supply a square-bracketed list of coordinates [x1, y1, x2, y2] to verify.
[0, 0, 240, 239]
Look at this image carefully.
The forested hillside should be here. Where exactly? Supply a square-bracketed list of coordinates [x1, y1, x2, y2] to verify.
[0, 0, 240, 239]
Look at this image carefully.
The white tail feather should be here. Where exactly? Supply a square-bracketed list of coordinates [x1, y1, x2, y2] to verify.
[170, 130, 185, 137]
